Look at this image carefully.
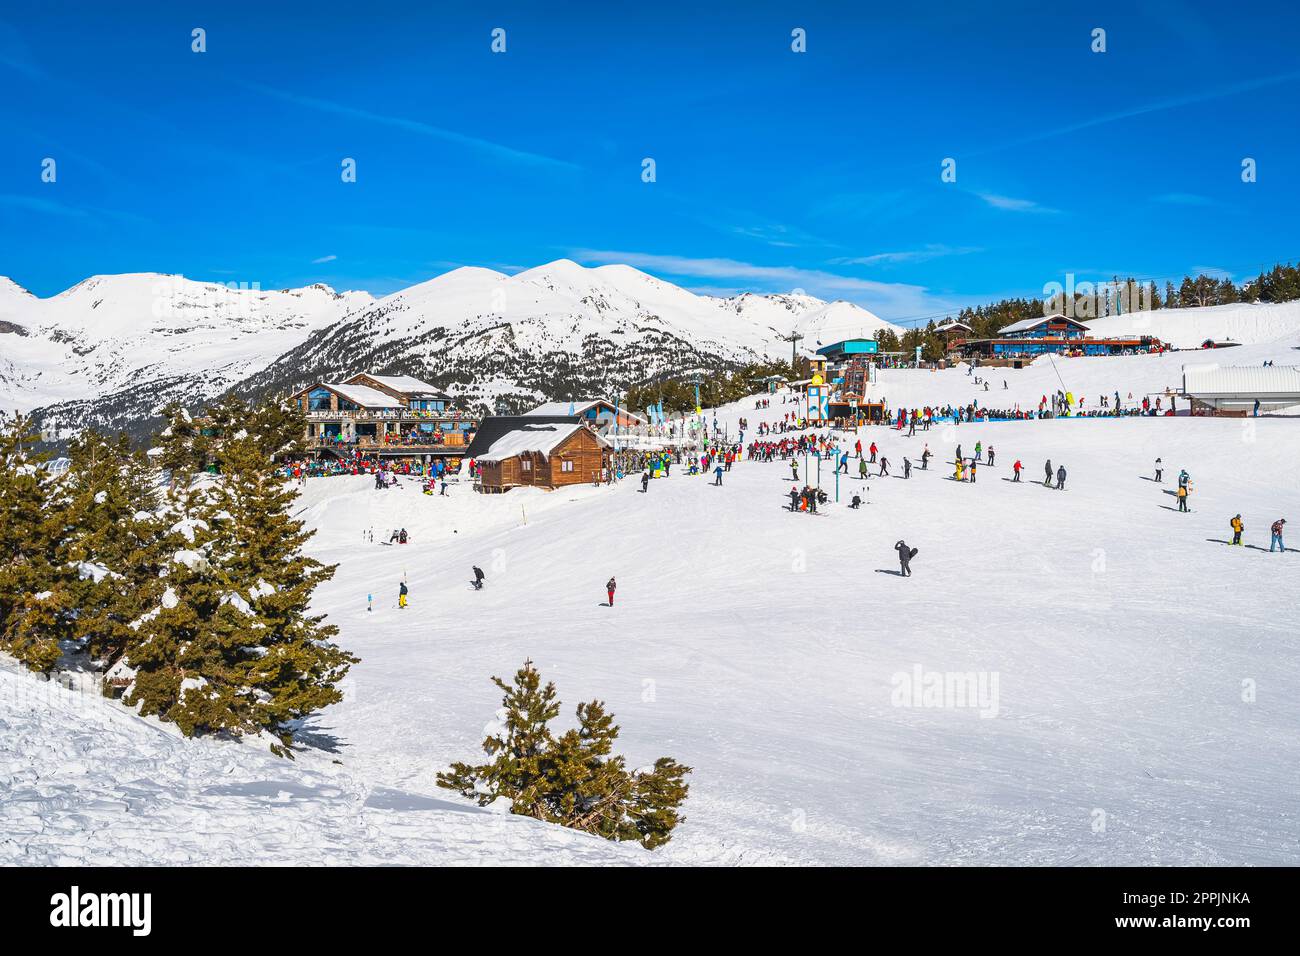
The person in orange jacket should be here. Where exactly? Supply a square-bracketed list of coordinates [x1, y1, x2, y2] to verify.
[1230, 514, 1244, 545]
[1012, 459, 1022, 482]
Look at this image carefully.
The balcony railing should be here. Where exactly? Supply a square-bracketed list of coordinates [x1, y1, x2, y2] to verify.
[305, 409, 475, 423]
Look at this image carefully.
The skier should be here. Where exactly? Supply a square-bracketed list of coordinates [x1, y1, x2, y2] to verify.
[367, 593, 373, 613]
[921, 447, 931, 471]
[850, 493, 862, 509]
[1230, 515, 1244, 546]
[472, 565, 485, 590]
[879, 457, 890, 477]
[790, 460, 799, 482]
[969, 459, 977, 483]
[869, 442, 878, 463]
[894, 539, 916, 577]
[714, 463, 724, 486]
[974, 441, 982, 462]
[1270, 518, 1287, 552]
[398, 581, 409, 609]
[1044, 459, 1053, 487]
[1154, 458, 1163, 482]
[641, 469, 650, 493]
[789, 487, 800, 512]
[859, 458, 869, 481]
[1177, 483, 1189, 512]
[987, 446, 995, 467]
[1055, 464, 1066, 490]
[903, 457, 911, 479]
[1012, 459, 1022, 482]
[606, 576, 617, 606]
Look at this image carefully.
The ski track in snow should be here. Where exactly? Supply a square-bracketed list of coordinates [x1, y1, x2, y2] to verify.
[5, 340, 1300, 865]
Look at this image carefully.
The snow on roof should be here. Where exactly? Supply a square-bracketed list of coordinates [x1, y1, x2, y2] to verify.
[935, 320, 973, 332]
[476, 423, 605, 463]
[1183, 363, 1300, 397]
[355, 374, 442, 395]
[998, 314, 1089, 336]
[525, 399, 606, 416]
[324, 383, 404, 408]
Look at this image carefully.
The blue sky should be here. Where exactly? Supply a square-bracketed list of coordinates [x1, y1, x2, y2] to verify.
[2, 0, 1298, 323]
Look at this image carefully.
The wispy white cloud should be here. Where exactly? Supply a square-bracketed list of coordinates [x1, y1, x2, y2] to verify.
[833, 244, 983, 266]
[243, 82, 580, 172]
[0, 194, 90, 218]
[311, 254, 337, 264]
[570, 248, 966, 320]
[977, 192, 1058, 214]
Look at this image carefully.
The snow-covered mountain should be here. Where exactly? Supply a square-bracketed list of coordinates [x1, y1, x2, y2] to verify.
[3, 260, 900, 437]
[230, 259, 901, 413]
[0, 273, 372, 437]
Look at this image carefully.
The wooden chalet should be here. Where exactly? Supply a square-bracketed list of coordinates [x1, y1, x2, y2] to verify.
[465, 418, 611, 493]
[523, 399, 645, 434]
[288, 372, 477, 462]
[952, 314, 1165, 361]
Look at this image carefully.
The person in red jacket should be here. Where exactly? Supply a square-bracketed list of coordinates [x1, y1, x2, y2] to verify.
[1012, 459, 1022, 482]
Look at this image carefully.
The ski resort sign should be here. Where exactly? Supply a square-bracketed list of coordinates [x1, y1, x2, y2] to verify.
[806, 385, 829, 421]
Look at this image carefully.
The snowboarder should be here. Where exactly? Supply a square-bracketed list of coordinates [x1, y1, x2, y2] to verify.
[1012, 459, 1022, 482]
[1055, 464, 1066, 490]
[1230, 515, 1244, 546]
[472, 565, 485, 590]
[894, 539, 916, 577]
[1270, 518, 1287, 552]
[398, 581, 409, 609]
[606, 576, 617, 606]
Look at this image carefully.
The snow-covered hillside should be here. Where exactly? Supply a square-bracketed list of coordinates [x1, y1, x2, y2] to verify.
[0, 273, 371, 436]
[1085, 299, 1300, 349]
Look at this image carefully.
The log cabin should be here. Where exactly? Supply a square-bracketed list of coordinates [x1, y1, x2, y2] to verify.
[469, 421, 611, 493]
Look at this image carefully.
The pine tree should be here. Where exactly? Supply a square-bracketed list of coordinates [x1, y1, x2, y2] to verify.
[60, 430, 170, 670]
[125, 425, 355, 753]
[438, 660, 691, 849]
[0, 414, 69, 672]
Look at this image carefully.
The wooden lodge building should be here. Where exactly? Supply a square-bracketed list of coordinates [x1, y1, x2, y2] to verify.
[464, 417, 611, 493]
[946, 314, 1165, 363]
[288, 373, 478, 462]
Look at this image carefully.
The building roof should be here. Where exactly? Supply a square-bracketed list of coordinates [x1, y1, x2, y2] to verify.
[475, 422, 608, 463]
[997, 314, 1090, 336]
[463, 415, 580, 459]
[524, 399, 646, 423]
[935, 320, 973, 333]
[350, 373, 445, 396]
[1183, 363, 1300, 397]
[322, 382, 404, 409]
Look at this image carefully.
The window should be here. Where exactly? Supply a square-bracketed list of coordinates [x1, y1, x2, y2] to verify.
[521, 459, 531, 472]
[561, 460, 574, 472]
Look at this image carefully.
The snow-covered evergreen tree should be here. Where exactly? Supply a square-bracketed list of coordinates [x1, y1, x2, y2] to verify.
[438, 660, 691, 849]
[0, 414, 68, 672]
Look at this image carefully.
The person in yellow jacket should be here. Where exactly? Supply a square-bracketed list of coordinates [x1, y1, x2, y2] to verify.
[1177, 484, 1190, 513]
[955, 459, 965, 482]
[1230, 514, 1244, 545]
